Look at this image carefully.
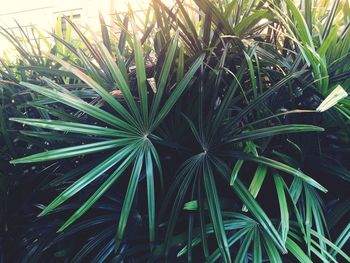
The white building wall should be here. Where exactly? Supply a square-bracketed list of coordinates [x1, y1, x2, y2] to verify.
[0, 0, 160, 55]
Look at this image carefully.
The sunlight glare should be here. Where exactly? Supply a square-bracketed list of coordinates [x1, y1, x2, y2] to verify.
[0, 0, 175, 55]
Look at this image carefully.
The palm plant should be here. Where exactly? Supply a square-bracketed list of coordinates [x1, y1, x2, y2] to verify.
[1, 0, 350, 262]
[270, 0, 350, 112]
[5, 185, 143, 262]
[9, 11, 204, 253]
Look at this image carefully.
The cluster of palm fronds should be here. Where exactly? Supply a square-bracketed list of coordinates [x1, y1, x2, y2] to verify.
[1, 0, 350, 262]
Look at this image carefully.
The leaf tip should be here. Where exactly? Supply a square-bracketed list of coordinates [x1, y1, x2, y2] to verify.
[38, 210, 47, 217]
[57, 223, 68, 233]
[9, 159, 18, 165]
[316, 85, 348, 112]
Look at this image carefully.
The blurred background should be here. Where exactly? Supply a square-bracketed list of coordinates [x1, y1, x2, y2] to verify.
[0, 0, 174, 54]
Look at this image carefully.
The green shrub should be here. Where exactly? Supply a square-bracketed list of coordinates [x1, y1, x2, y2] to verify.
[1, 0, 349, 262]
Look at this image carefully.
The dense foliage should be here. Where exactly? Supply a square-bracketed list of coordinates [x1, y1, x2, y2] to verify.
[1, 0, 350, 262]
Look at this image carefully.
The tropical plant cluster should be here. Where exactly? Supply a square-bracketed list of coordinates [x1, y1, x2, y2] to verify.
[0, 0, 350, 262]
